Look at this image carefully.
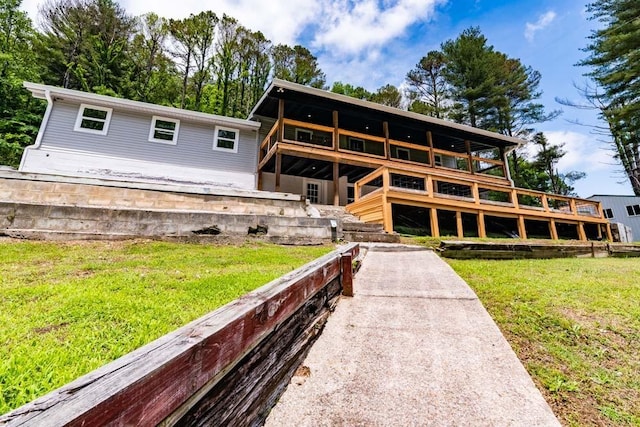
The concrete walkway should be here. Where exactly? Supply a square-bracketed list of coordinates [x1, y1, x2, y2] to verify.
[265, 244, 560, 426]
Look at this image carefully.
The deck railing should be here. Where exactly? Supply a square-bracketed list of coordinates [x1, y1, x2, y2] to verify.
[259, 118, 509, 182]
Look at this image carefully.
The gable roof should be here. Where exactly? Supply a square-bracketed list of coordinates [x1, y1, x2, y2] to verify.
[23, 82, 261, 131]
[250, 79, 525, 150]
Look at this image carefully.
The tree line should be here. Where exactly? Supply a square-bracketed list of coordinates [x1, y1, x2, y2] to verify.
[1, 0, 635, 197]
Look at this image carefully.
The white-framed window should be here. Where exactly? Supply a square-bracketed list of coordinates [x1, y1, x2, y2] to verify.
[74, 104, 112, 135]
[295, 128, 313, 143]
[396, 147, 410, 161]
[213, 126, 239, 153]
[148, 116, 180, 144]
[434, 154, 443, 166]
[348, 137, 364, 152]
[603, 208, 614, 219]
[303, 178, 324, 204]
[626, 204, 640, 216]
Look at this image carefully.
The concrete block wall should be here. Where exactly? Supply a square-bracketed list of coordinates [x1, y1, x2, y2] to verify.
[0, 177, 310, 217]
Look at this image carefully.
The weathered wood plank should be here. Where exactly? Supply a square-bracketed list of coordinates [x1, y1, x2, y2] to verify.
[0, 243, 359, 427]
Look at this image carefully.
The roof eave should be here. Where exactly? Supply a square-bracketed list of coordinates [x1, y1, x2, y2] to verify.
[252, 79, 525, 148]
[23, 82, 261, 131]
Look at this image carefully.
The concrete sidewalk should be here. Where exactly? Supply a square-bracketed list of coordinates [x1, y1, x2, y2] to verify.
[265, 245, 560, 426]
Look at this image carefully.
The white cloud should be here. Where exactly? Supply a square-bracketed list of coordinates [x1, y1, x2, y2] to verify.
[524, 10, 556, 42]
[543, 130, 613, 173]
[313, 0, 443, 54]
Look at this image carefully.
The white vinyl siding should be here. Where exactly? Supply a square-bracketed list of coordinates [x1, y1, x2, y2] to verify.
[74, 104, 112, 135]
[149, 116, 180, 144]
[213, 126, 239, 153]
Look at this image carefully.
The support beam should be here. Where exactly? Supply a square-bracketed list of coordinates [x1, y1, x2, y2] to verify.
[383, 121, 390, 160]
[333, 161, 340, 206]
[456, 211, 464, 238]
[333, 110, 339, 151]
[577, 222, 587, 241]
[427, 131, 435, 168]
[517, 215, 527, 240]
[257, 171, 263, 191]
[430, 208, 440, 238]
[277, 99, 285, 143]
[465, 140, 474, 174]
[477, 211, 487, 238]
[549, 218, 559, 240]
[275, 152, 282, 192]
[382, 196, 393, 233]
[605, 223, 613, 242]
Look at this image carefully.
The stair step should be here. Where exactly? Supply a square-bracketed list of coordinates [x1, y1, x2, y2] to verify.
[343, 231, 401, 243]
[342, 222, 385, 232]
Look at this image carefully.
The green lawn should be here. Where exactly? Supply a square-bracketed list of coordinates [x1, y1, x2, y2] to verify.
[0, 239, 332, 415]
[447, 257, 640, 426]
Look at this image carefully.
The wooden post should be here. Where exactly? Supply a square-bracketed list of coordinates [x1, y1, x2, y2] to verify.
[477, 211, 487, 238]
[430, 208, 440, 238]
[542, 194, 549, 211]
[465, 140, 474, 174]
[517, 215, 527, 240]
[427, 131, 435, 168]
[456, 211, 464, 238]
[382, 168, 390, 191]
[426, 175, 434, 196]
[333, 162, 340, 206]
[570, 199, 578, 216]
[277, 99, 285, 143]
[578, 222, 587, 241]
[275, 152, 282, 192]
[383, 121, 390, 160]
[511, 189, 519, 209]
[472, 182, 480, 205]
[605, 223, 613, 242]
[341, 252, 354, 297]
[333, 110, 339, 151]
[382, 196, 393, 233]
[257, 171, 263, 191]
[499, 147, 507, 178]
[549, 218, 559, 240]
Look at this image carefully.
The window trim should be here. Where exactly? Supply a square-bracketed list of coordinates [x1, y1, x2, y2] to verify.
[626, 204, 640, 217]
[396, 147, 411, 161]
[213, 125, 239, 153]
[148, 116, 180, 145]
[603, 208, 614, 219]
[74, 104, 113, 136]
[295, 128, 313, 143]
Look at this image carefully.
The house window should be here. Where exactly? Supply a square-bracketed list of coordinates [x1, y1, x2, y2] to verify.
[303, 179, 323, 204]
[149, 116, 179, 144]
[603, 208, 614, 219]
[348, 137, 364, 152]
[74, 104, 112, 135]
[434, 154, 443, 166]
[295, 128, 313, 143]
[396, 147, 410, 161]
[625, 204, 640, 216]
[213, 126, 239, 153]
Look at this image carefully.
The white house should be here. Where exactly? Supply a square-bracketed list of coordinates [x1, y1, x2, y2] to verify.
[20, 82, 262, 190]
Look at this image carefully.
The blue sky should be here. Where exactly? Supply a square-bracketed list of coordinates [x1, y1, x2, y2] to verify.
[21, 0, 630, 197]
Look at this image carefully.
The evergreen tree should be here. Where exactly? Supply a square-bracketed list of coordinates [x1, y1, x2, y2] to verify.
[406, 50, 448, 118]
[580, 0, 640, 195]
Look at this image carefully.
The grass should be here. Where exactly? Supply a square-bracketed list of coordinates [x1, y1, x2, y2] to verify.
[0, 239, 332, 415]
[446, 257, 640, 426]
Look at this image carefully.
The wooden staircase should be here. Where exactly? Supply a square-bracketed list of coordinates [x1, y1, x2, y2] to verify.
[312, 205, 400, 243]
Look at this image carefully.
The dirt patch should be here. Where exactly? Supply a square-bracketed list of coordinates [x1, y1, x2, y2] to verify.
[33, 322, 69, 335]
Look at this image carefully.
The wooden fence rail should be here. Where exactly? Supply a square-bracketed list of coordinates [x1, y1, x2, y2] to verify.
[0, 243, 359, 427]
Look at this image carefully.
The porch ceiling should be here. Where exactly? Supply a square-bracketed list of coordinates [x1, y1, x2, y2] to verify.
[261, 155, 374, 183]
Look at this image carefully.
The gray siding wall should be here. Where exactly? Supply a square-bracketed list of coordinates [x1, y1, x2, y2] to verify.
[40, 101, 259, 174]
[590, 195, 640, 241]
[255, 116, 277, 144]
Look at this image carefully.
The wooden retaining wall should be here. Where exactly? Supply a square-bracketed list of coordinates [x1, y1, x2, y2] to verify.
[0, 243, 359, 427]
[439, 240, 640, 259]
